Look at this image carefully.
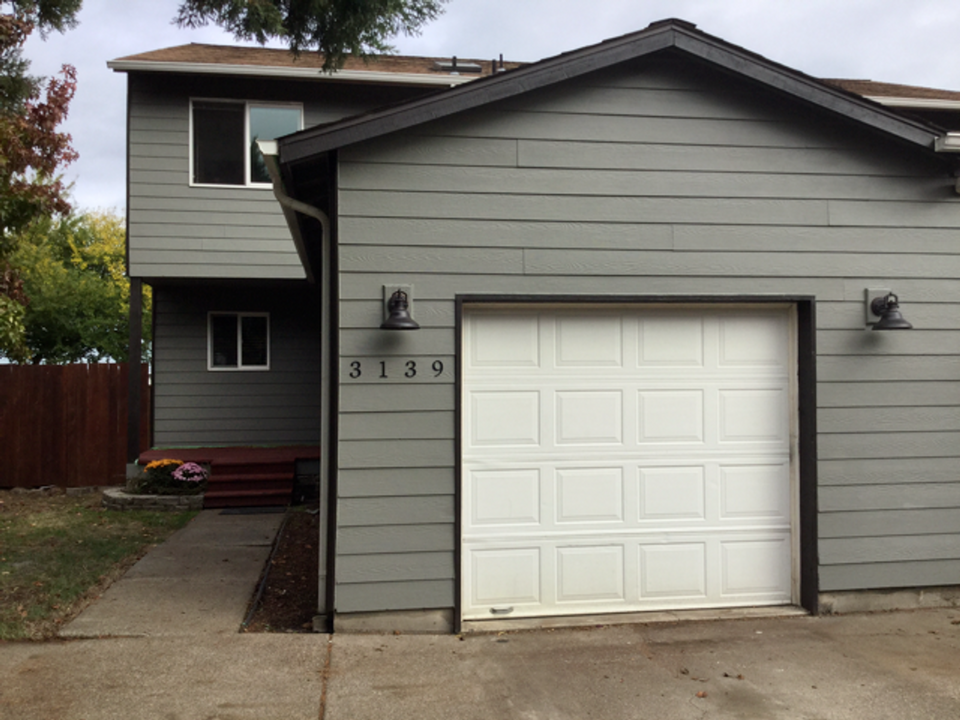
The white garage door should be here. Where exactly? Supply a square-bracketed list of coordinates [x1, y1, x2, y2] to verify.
[461, 305, 797, 621]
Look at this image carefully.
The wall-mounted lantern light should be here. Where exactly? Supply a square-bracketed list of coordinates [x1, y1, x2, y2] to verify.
[869, 292, 913, 331]
[380, 289, 420, 330]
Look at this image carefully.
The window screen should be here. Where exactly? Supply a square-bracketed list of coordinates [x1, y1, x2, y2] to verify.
[241, 315, 269, 366]
[210, 314, 239, 367]
[192, 101, 245, 185]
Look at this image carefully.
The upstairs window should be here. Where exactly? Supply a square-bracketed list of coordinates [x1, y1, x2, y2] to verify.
[208, 312, 270, 370]
[191, 100, 302, 186]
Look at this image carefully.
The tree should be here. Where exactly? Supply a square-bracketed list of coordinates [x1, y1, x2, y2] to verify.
[6, 211, 152, 364]
[0, 0, 82, 360]
[175, 0, 447, 69]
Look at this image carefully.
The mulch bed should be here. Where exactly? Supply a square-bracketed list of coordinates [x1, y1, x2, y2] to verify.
[242, 506, 319, 633]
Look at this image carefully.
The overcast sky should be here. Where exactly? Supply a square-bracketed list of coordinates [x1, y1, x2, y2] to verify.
[21, 0, 960, 213]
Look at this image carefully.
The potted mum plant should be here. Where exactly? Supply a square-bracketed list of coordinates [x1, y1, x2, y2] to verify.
[131, 459, 209, 496]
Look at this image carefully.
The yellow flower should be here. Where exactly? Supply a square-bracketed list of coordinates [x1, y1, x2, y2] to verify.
[145, 459, 183, 471]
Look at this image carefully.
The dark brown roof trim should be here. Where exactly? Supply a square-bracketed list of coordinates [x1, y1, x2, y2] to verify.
[278, 18, 940, 166]
[823, 79, 960, 103]
[111, 42, 523, 78]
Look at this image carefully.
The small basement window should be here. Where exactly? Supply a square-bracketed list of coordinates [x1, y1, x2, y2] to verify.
[208, 312, 270, 370]
[191, 100, 302, 186]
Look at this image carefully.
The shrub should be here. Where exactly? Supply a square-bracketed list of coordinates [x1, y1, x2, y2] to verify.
[132, 459, 208, 495]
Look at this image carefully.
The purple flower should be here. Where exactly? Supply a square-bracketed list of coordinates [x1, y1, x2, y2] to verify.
[172, 462, 207, 483]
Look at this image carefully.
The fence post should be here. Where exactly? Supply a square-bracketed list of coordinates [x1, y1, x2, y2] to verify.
[126, 277, 143, 472]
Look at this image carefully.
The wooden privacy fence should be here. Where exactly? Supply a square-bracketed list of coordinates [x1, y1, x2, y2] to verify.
[0, 363, 150, 488]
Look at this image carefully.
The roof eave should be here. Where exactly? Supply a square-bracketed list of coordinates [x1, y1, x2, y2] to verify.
[868, 96, 960, 111]
[106, 59, 476, 87]
[278, 22, 941, 167]
[278, 29, 677, 164]
[670, 32, 939, 149]
[935, 133, 960, 152]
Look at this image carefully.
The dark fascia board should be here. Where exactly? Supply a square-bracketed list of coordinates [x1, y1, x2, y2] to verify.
[278, 20, 940, 166]
[670, 32, 939, 146]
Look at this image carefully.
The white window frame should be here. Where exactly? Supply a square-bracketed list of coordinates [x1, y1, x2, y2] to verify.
[189, 99, 303, 189]
[207, 312, 271, 371]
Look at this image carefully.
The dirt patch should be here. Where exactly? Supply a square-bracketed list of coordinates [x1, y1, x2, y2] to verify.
[242, 506, 319, 633]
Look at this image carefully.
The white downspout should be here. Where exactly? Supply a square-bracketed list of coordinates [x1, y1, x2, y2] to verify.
[258, 140, 333, 619]
[934, 133, 960, 194]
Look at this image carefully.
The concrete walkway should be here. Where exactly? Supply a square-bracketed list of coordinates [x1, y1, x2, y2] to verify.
[61, 509, 284, 638]
[3, 509, 960, 719]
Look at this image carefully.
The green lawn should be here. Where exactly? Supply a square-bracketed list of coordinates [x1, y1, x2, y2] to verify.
[0, 489, 195, 640]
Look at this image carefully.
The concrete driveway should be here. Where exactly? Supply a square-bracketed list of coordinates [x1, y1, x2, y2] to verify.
[2, 609, 960, 718]
[326, 609, 960, 720]
[3, 506, 959, 719]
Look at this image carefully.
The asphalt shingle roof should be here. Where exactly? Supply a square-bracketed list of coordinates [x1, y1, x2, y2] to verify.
[112, 43, 523, 77]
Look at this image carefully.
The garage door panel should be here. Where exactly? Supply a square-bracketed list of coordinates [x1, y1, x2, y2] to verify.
[638, 315, 704, 366]
[466, 312, 541, 368]
[462, 306, 796, 621]
[557, 545, 626, 603]
[639, 543, 708, 599]
[469, 390, 541, 446]
[468, 547, 541, 607]
[556, 467, 625, 523]
[719, 463, 791, 521]
[718, 388, 788, 443]
[556, 314, 624, 366]
[721, 538, 792, 598]
[556, 390, 624, 444]
[469, 468, 541, 526]
[639, 466, 706, 520]
[718, 314, 789, 368]
[638, 390, 705, 443]
[465, 463, 791, 533]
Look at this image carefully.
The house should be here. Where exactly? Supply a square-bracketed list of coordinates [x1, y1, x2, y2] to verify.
[113, 18, 960, 633]
[108, 45, 518, 505]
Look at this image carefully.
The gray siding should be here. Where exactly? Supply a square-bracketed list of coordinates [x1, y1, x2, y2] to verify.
[152, 283, 320, 446]
[127, 73, 430, 280]
[334, 57, 960, 612]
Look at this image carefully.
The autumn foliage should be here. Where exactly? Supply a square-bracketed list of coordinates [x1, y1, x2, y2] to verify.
[0, 2, 79, 360]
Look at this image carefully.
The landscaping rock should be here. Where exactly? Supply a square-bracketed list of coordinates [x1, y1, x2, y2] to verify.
[102, 487, 203, 512]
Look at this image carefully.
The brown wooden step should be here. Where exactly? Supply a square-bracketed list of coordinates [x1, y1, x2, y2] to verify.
[205, 473, 295, 493]
[203, 488, 293, 508]
[204, 460, 296, 508]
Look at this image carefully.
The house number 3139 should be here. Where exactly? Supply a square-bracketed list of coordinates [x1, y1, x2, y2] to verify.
[347, 359, 444, 379]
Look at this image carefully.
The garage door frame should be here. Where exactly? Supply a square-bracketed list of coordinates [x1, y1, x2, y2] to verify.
[454, 294, 819, 632]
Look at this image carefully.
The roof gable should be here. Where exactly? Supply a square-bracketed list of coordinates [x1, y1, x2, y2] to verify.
[278, 18, 942, 166]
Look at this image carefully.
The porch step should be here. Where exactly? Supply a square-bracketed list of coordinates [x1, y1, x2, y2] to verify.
[204, 460, 295, 509]
[203, 488, 293, 508]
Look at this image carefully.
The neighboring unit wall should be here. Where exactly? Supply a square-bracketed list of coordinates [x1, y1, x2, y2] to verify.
[333, 56, 960, 616]
[152, 283, 320, 446]
[126, 72, 431, 279]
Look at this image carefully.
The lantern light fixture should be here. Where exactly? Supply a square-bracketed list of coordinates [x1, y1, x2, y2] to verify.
[869, 292, 913, 331]
[380, 289, 420, 330]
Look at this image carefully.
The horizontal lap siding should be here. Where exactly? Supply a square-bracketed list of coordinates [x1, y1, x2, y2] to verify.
[153, 284, 320, 446]
[127, 76, 299, 279]
[334, 58, 960, 612]
[126, 75, 429, 280]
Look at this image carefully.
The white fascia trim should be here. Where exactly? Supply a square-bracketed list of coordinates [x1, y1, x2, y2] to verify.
[935, 133, 960, 152]
[867, 95, 960, 110]
[107, 59, 476, 86]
